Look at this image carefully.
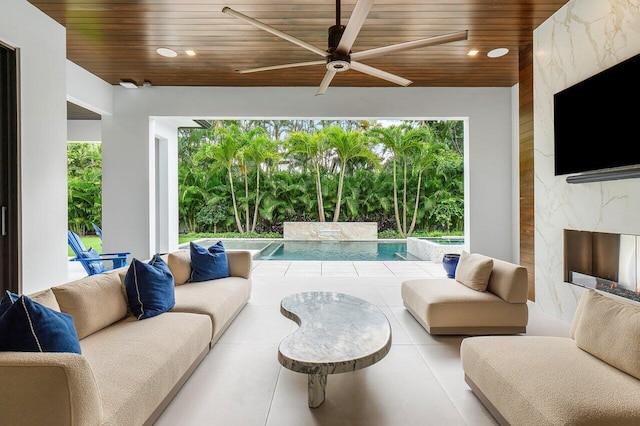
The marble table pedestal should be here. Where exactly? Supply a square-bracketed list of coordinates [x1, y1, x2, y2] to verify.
[308, 373, 327, 408]
[278, 291, 392, 408]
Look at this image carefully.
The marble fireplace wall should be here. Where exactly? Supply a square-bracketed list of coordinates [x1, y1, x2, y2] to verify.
[533, 0, 640, 322]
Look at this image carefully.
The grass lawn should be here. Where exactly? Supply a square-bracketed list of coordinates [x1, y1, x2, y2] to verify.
[68, 236, 102, 257]
[179, 235, 201, 244]
[70, 235, 200, 257]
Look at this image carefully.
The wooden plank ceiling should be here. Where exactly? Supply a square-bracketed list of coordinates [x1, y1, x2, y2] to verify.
[30, 0, 568, 92]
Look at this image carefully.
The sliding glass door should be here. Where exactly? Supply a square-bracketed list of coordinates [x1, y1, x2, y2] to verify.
[0, 42, 19, 294]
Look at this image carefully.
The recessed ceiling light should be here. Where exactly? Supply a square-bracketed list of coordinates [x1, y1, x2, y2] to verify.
[487, 48, 509, 58]
[185, 50, 196, 56]
[467, 49, 479, 56]
[156, 47, 177, 58]
[119, 80, 138, 89]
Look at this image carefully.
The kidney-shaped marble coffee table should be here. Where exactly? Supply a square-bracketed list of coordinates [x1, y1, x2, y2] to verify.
[278, 291, 392, 408]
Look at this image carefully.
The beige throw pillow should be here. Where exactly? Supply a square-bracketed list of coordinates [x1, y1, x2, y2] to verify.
[28, 289, 61, 312]
[573, 289, 640, 380]
[167, 250, 192, 285]
[454, 251, 493, 292]
[52, 273, 128, 339]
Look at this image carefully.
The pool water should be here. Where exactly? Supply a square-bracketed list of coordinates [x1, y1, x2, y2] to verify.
[417, 237, 464, 246]
[198, 239, 408, 261]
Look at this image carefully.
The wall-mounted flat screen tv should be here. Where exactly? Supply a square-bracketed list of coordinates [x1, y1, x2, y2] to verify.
[554, 53, 640, 176]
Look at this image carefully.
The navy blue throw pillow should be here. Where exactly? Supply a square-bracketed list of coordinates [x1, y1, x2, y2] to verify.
[0, 290, 18, 316]
[0, 291, 81, 353]
[124, 255, 175, 320]
[189, 241, 230, 283]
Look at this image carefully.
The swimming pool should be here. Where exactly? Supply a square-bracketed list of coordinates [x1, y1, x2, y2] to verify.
[194, 239, 409, 261]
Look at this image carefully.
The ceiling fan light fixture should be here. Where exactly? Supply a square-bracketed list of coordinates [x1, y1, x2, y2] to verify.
[156, 47, 177, 58]
[327, 59, 350, 72]
[487, 48, 509, 58]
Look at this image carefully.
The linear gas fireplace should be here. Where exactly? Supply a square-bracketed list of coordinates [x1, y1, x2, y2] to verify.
[564, 229, 640, 302]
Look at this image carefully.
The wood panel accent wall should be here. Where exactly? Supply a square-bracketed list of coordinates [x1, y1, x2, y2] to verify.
[519, 44, 535, 301]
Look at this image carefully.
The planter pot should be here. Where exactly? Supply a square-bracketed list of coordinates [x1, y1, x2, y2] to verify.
[442, 253, 461, 278]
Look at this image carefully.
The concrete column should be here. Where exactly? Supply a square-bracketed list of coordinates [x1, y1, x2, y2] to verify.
[101, 97, 153, 260]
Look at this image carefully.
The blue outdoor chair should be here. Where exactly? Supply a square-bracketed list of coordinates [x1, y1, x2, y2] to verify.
[92, 223, 103, 239]
[68, 230, 130, 276]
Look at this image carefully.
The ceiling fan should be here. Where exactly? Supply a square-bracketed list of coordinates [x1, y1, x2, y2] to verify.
[221, 0, 468, 95]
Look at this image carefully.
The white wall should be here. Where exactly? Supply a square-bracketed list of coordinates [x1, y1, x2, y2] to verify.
[534, 0, 640, 322]
[1, 0, 68, 293]
[66, 60, 113, 116]
[153, 120, 179, 254]
[103, 86, 516, 262]
[67, 120, 102, 142]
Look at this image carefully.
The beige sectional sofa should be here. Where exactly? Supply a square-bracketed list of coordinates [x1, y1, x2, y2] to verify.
[0, 249, 252, 426]
[461, 289, 640, 425]
[401, 251, 529, 335]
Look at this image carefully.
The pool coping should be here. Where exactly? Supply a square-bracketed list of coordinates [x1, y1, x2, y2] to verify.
[181, 238, 411, 261]
[406, 237, 465, 262]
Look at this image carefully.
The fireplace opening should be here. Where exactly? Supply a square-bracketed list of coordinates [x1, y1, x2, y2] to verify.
[564, 229, 640, 302]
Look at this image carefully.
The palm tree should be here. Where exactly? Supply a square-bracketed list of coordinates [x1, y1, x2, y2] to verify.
[195, 125, 245, 233]
[241, 131, 280, 231]
[285, 130, 328, 222]
[369, 125, 422, 235]
[236, 127, 268, 232]
[407, 128, 446, 235]
[323, 126, 380, 222]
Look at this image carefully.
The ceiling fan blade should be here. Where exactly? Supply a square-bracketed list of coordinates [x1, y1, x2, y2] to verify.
[351, 31, 468, 61]
[350, 61, 412, 86]
[222, 7, 328, 57]
[316, 69, 337, 96]
[335, 0, 375, 55]
[238, 60, 325, 74]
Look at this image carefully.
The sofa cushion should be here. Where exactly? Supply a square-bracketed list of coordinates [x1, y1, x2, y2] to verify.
[167, 250, 191, 285]
[189, 241, 230, 282]
[573, 289, 640, 380]
[461, 336, 640, 425]
[79, 312, 211, 426]
[172, 276, 251, 341]
[124, 255, 175, 320]
[454, 251, 493, 291]
[486, 258, 529, 303]
[401, 279, 528, 333]
[53, 272, 128, 339]
[0, 292, 81, 353]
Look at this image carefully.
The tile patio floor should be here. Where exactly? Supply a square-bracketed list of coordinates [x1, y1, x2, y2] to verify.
[68, 259, 572, 425]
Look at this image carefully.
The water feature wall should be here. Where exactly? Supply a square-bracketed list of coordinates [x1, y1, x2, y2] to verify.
[283, 222, 377, 241]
